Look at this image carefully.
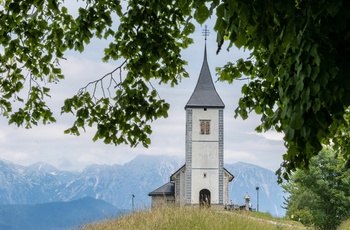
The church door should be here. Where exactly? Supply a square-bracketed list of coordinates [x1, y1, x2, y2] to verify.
[199, 189, 211, 207]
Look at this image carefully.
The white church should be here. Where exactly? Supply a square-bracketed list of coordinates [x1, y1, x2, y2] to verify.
[148, 42, 234, 209]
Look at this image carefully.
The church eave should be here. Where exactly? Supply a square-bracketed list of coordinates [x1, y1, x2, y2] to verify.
[224, 168, 234, 182]
[184, 104, 225, 109]
[170, 164, 185, 181]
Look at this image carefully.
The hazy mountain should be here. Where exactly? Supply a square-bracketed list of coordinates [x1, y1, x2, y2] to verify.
[0, 197, 125, 230]
[0, 160, 77, 205]
[225, 162, 286, 217]
[55, 155, 183, 210]
[0, 155, 286, 219]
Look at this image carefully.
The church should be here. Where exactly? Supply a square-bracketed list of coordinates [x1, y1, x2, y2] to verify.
[148, 41, 234, 209]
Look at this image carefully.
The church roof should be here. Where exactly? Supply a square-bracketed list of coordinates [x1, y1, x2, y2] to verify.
[170, 164, 234, 182]
[148, 182, 174, 196]
[185, 45, 225, 109]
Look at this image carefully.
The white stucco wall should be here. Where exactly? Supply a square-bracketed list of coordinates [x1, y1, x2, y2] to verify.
[186, 108, 223, 206]
[191, 169, 219, 204]
[223, 172, 231, 206]
[191, 108, 220, 169]
[192, 142, 219, 168]
[192, 109, 219, 141]
[184, 108, 227, 205]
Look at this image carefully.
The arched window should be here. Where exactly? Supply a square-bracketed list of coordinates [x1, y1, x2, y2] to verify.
[200, 120, 210, 135]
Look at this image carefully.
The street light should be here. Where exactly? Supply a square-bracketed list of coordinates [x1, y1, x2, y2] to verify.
[256, 186, 259, 212]
[132, 194, 135, 212]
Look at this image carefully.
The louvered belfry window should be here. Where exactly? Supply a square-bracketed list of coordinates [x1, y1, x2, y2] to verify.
[200, 120, 210, 135]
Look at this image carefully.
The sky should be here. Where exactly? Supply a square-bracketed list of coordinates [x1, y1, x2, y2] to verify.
[0, 9, 286, 173]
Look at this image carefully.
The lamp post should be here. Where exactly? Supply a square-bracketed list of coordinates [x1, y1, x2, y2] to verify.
[256, 186, 259, 212]
[132, 194, 135, 212]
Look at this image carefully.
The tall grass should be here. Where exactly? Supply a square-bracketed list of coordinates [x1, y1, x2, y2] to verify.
[81, 207, 307, 230]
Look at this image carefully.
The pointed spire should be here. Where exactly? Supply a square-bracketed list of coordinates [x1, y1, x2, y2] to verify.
[185, 28, 225, 109]
[202, 25, 209, 63]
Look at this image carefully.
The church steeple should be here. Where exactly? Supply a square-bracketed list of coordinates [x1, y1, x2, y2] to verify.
[148, 26, 233, 209]
[185, 42, 225, 109]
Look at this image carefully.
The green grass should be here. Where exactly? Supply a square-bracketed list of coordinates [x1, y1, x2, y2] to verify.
[80, 207, 308, 230]
[338, 218, 350, 230]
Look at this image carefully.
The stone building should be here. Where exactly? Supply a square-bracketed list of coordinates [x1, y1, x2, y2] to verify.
[149, 43, 234, 208]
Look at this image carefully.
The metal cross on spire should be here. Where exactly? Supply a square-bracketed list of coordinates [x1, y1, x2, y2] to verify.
[202, 25, 209, 41]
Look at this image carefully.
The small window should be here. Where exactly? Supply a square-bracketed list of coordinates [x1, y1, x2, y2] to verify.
[203, 173, 207, 178]
[200, 120, 210, 135]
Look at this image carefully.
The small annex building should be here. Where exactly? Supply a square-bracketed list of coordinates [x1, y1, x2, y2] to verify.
[149, 42, 234, 209]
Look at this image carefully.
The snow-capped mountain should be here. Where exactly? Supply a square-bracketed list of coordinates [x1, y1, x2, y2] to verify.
[0, 155, 286, 216]
[0, 160, 77, 205]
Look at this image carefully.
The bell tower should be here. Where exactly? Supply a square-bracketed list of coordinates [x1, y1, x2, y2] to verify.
[149, 27, 233, 209]
[184, 27, 225, 206]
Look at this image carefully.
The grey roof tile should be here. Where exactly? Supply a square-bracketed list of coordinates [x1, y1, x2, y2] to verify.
[148, 182, 174, 196]
[185, 45, 225, 109]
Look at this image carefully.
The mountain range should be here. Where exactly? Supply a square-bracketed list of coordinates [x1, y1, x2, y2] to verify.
[0, 197, 125, 230]
[0, 155, 287, 228]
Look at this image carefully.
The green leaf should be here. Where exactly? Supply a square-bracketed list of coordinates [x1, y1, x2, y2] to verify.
[290, 112, 304, 130]
[43, 87, 50, 94]
[9, 2, 20, 14]
[284, 126, 295, 141]
[254, 105, 262, 114]
[194, 4, 210, 24]
[183, 23, 195, 35]
[235, 33, 246, 48]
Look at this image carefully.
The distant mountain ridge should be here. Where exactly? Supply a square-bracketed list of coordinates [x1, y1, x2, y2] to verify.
[0, 155, 286, 217]
[0, 197, 124, 230]
[225, 162, 285, 216]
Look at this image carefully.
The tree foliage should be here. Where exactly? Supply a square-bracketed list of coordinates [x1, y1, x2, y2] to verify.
[214, 0, 350, 181]
[1, 0, 350, 180]
[282, 149, 350, 229]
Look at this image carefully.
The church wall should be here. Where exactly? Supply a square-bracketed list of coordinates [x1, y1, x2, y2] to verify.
[186, 108, 223, 205]
[177, 169, 187, 206]
[175, 174, 180, 206]
[191, 169, 219, 204]
[192, 109, 219, 141]
[192, 142, 218, 168]
[223, 173, 231, 206]
[151, 195, 175, 208]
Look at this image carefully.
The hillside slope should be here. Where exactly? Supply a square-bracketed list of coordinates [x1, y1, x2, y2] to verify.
[83, 207, 304, 230]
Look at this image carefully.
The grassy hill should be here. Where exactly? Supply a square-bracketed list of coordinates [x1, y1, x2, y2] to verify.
[80, 207, 307, 230]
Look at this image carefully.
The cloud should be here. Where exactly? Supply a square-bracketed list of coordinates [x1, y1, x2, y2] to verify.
[255, 131, 284, 141]
[0, 21, 286, 173]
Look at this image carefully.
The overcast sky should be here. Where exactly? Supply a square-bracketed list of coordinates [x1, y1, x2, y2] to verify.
[0, 14, 286, 173]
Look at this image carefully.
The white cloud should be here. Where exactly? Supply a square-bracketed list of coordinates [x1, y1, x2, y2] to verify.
[255, 131, 284, 141]
[0, 21, 286, 173]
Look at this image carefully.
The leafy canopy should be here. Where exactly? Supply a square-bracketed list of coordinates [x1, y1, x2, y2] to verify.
[282, 149, 350, 229]
[1, 0, 350, 181]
